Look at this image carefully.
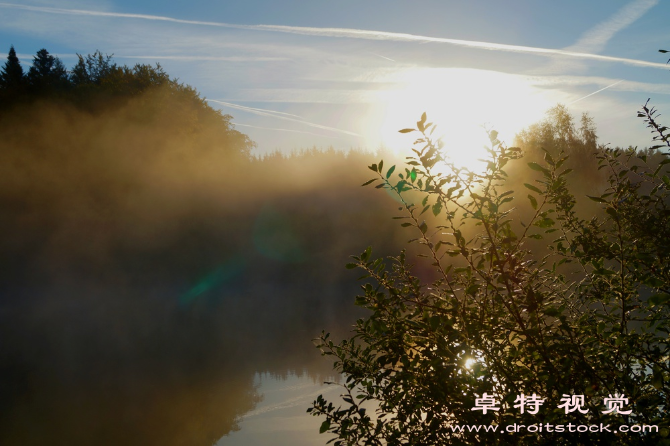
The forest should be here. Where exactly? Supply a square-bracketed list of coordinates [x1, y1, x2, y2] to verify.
[0, 46, 668, 445]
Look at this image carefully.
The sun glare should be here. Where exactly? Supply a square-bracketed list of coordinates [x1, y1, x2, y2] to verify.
[376, 68, 551, 172]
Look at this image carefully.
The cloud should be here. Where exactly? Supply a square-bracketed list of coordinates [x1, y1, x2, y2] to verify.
[541, 0, 658, 74]
[1, 2, 668, 70]
[567, 0, 658, 54]
[207, 100, 361, 137]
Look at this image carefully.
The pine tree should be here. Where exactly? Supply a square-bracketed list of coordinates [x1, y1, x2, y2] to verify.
[0, 45, 25, 90]
[27, 48, 68, 92]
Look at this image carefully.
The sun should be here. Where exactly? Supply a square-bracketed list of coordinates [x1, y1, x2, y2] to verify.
[376, 68, 551, 172]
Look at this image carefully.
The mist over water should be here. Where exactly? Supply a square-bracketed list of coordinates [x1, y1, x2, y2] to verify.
[0, 94, 409, 445]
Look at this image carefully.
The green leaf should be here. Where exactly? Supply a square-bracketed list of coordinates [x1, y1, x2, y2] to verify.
[418, 221, 428, 234]
[361, 246, 372, 262]
[361, 178, 377, 186]
[345, 263, 357, 269]
[386, 165, 396, 179]
[543, 151, 555, 166]
[587, 195, 607, 203]
[368, 164, 378, 172]
[319, 420, 331, 434]
[528, 162, 549, 175]
[524, 183, 542, 193]
[605, 207, 617, 219]
[528, 194, 538, 210]
[432, 201, 442, 216]
[535, 217, 554, 228]
[649, 293, 670, 306]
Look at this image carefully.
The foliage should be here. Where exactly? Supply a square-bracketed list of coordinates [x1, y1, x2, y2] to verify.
[309, 110, 670, 445]
[514, 104, 600, 180]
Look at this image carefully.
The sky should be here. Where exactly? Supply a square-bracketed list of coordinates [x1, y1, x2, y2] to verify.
[1, 0, 669, 156]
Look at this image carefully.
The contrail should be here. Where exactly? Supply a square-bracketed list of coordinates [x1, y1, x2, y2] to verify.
[370, 52, 395, 62]
[568, 80, 624, 105]
[18, 52, 287, 62]
[119, 55, 288, 62]
[1, 2, 669, 70]
[232, 122, 345, 139]
[208, 100, 361, 137]
[207, 100, 305, 119]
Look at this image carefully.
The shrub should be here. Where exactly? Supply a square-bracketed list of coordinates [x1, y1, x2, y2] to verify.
[308, 110, 670, 445]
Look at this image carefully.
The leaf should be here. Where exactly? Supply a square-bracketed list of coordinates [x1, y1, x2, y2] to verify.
[319, 420, 331, 433]
[398, 128, 415, 133]
[528, 162, 549, 175]
[649, 293, 670, 306]
[368, 164, 378, 172]
[528, 194, 538, 210]
[605, 207, 617, 219]
[543, 151, 555, 166]
[345, 263, 357, 269]
[361, 178, 377, 186]
[418, 221, 428, 234]
[524, 183, 542, 193]
[386, 165, 396, 179]
[432, 201, 442, 216]
[535, 217, 554, 228]
[586, 195, 607, 203]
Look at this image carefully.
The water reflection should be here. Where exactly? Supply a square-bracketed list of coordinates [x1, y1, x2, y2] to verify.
[218, 373, 341, 446]
[0, 254, 361, 446]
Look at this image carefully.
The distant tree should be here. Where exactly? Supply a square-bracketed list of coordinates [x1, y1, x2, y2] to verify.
[514, 104, 600, 185]
[70, 50, 116, 86]
[27, 48, 68, 93]
[0, 45, 25, 90]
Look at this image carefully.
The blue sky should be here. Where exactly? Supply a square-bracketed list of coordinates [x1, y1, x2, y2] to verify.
[1, 0, 669, 156]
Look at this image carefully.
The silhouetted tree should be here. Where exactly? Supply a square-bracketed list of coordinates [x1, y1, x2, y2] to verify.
[27, 48, 68, 93]
[70, 50, 115, 86]
[0, 45, 24, 89]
